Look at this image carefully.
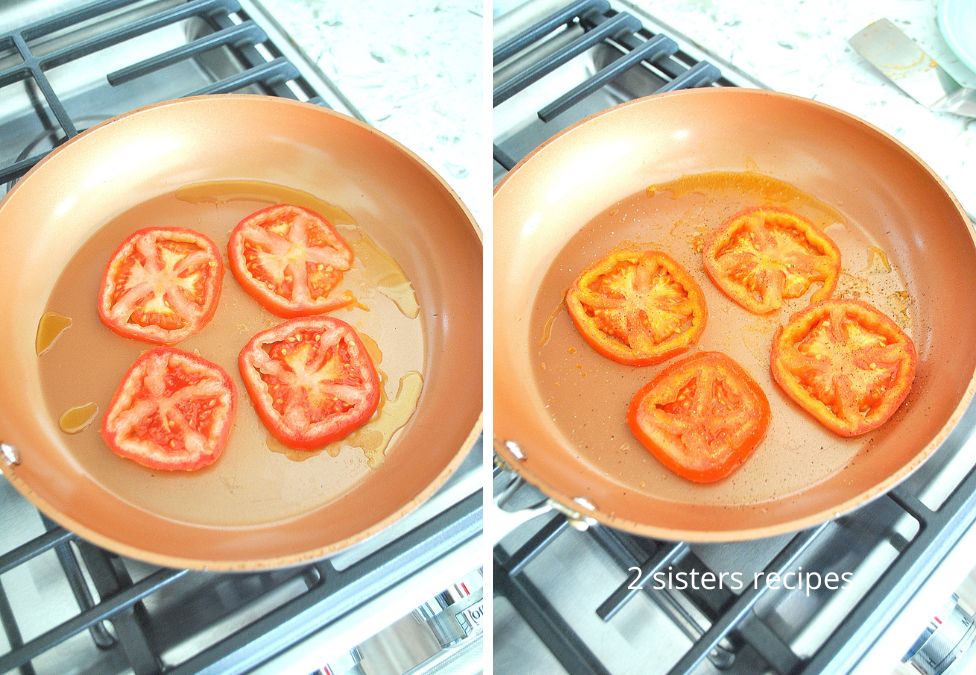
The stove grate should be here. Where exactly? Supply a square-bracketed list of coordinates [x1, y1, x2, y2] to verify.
[493, 2, 726, 174]
[0, 491, 480, 674]
[0, 0, 317, 186]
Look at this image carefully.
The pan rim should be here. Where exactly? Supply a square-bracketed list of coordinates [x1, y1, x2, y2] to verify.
[0, 94, 484, 570]
[493, 86, 976, 542]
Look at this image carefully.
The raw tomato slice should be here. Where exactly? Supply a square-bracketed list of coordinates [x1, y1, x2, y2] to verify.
[101, 347, 236, 471]
[98, 227, 223, 344]
[566, 249, 707, 365]
[628, 351, 771, 483]
[771, 299, 917, 437]
[239, 316, 380, 449]
[228, 204, 354, 317]
[704, 206, 841, 314]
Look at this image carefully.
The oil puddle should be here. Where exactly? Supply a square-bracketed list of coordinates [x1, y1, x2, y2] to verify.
[59, 402, 98, 434]
[36, 312, 72, 356]
[338, 223, 420, 319]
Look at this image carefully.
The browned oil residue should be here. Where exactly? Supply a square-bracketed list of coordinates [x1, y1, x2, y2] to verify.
[837, 271, 872, 299]
[174, 179, 356, 227]
[645, 171, 847, 227]
[863, 245, 892, 274]
[889, 290, 912, 328]
[338, 223, 419, 319]
[36, 312, 72, 356]
[611, 240, 662, 254]
[344, 371, 424, 468]
[59, 402, 98, 434]
[539, 300, 564, 348]
[689, 228, 707, 253]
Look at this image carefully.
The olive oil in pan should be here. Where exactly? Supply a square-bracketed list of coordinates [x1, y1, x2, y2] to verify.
[353, 371, 423, 468]
[59, 402, 98, 434]
[174, 180, 356, 227]
[36, 311, 72, 356]
[337, 224, 420, 319]
[531, 171, 913, 506]
[39, 180, 425, 527]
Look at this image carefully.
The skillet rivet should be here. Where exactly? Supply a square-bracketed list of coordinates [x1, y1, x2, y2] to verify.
[504, 440, 526, 461]
[0, 443, 20, 466]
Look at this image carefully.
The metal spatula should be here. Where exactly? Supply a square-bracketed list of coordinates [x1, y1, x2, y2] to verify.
[850, 18, 976, 118]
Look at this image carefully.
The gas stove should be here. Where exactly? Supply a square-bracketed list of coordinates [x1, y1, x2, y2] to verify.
[492, 2, 976, 674]
[0, 2, 482, 673]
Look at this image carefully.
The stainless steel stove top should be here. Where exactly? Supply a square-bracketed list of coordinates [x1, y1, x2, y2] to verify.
[492, 2, 976, 673]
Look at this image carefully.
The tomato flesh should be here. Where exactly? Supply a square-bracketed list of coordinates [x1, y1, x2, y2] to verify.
[229, 204, 354, 317]
[101, 347, 236, 471]
[98, 227, 223, 344]
[566, 249, 707, 365]
[771, 299, 916, 437]
[628, 351, 770, 483]
[704, 207, 841, 314]
[239, 316, 380, 448]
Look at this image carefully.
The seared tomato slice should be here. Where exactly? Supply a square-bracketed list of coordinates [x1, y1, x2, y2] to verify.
[771, 299, 916, 437]
[566, 249, 707, 365]
[628, 351, 770, 483]
[101, 347, 236, 471]
[703, 206, 841, 314]
[228, 204, 354, 317]
[239, 316, 380, 448]
[98, 227, 223, 344]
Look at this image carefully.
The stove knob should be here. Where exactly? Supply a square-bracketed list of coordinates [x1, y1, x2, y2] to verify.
[903, 595, 976, 675]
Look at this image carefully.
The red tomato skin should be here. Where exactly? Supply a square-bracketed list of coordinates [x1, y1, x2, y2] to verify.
[228, 204, 354, 318]
[703, 206, 841, 314]
[100, 347, 236, 472]
[238, 316, 380, 449]
[565, 249, 707, 366]
[627, 352, 770, 483]
[566, 307, 694, 366]
[770, 299, 917, 437]
[97, 227, 223, 344]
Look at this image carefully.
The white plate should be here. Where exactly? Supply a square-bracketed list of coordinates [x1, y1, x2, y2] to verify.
[938, 0, 976, 74]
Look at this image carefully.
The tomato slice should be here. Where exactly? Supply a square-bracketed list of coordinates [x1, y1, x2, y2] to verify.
[703, 206, 841, 314]
[228, 204, 354, 317]
[565, 249, 707, 366]
[628, 351, 770, 483]
[101, 347, 236, 471]
[98, 227, 223, 344]
[771, 299, 916, 437]
[238, 316, 380, 449]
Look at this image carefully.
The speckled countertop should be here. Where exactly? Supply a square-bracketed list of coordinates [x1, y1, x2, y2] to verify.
[626, 0, 976, 216]
[258, 0, 486, 225]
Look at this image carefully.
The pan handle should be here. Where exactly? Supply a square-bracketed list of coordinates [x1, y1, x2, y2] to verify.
[490, 455, 597, 545]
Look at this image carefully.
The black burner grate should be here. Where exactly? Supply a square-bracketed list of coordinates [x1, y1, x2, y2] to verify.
[0, 0, 319, 186]
[492, 3, 976, 674]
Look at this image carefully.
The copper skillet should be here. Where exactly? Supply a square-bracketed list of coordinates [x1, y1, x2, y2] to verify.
[494, 88, 976, 542]
[0, 95, 482, 570]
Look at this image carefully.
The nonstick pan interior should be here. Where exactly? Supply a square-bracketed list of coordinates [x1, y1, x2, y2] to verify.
[0, 96, 482, 569]
[494, 88, 976, 541]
